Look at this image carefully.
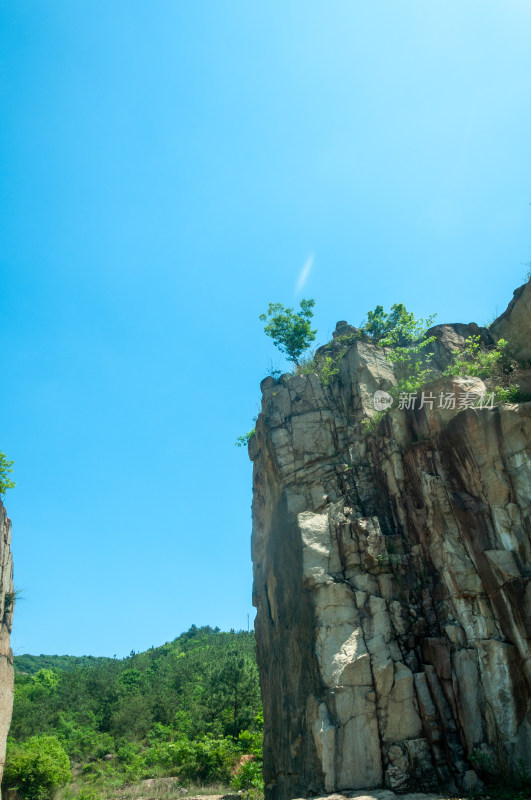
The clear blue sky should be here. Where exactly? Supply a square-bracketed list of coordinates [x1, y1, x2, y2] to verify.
[1, 1, 530, 657]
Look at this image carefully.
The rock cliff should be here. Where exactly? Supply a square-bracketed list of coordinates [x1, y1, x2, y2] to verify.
[250, 280, 531, 800]
[0, 502, 14, 798]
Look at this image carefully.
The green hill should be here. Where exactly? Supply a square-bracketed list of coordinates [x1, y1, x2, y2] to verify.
[14, 654, 112, 675]
[7, 626, 263, 798]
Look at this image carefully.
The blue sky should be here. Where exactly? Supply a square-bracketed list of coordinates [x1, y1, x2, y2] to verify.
[1, 1, 530, 657]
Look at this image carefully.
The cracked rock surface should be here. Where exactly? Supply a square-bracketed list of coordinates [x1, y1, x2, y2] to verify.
[0, 500, 14, 797]
[250, 281, 531, 800]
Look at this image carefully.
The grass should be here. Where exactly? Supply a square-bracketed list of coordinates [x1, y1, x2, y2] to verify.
[58, 776, 237, 800]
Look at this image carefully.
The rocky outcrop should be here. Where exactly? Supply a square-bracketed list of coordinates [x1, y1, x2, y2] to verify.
[250, 281, 531, 800]
[0, 502, 14, 797]
[491, 278, 531, 366]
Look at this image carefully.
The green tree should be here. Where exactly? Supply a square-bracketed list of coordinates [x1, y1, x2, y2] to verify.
[362, 303, 436, 346]
[259, 299, 317, 364]
[206, 651, 260, 740]
[10, 628, 262, 794]
[0, 451, 15, 497]
[3, 735, 71, 800]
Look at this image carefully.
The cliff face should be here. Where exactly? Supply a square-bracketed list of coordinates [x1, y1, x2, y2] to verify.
[250, 281, 531, 800]
[0, 502, 14, 796]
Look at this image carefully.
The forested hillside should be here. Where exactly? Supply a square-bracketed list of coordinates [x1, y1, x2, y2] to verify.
[15, 655, 112, 676]
[6, 626, 263, 799]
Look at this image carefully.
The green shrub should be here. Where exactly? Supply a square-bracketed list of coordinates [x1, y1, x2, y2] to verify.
[235, 429, 255, 448]
[116, 741, 141, 764]
[56, 719, 114, 763]
[384, 334, 437, 404]
[188, 736, 236, 783]
[293, 352, 340, 387]
[3, 735, 71, 800]
[361, 412, 385, 434]
[237, 728, 262, 757]
[144, 736, 236, 784]
[317, 356, 339, 387]
[362, 303, 436, 346]
[0, 451, 15, 497]
[230, 758, 263, 792]
[76, 791, 103, 800]
[360, 303, 438, 402]
[494, 384, 524, 404]
[444, 336, 512, 382]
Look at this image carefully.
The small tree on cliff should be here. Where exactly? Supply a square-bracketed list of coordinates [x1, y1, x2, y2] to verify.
[259, 299, 317, 365]
[0, 451, 15, 498]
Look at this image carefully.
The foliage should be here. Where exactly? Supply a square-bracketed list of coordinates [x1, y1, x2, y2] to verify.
[384, 332, 438, 405]
[259, 299, 317, 364]
[293, 302, 438, 390]
[294, 352, 340, 387]
[0, 451, 16, 497]
[444, 335, 503, 379]
[335, 331, 361, 347]
[444, 335, 526, 402]
[4, 589, 21, 615]
[230, 758, 263, 792]
[444, 336, 514, 383]
[3, 735, 71, 800]
[361, 312, 525, 435]
[315, 356, 339, 387]
[493, 384, 527, 403]
[10, 628, 262, 796]
[361, 303, 436, 347]
[368, 303, 438, 404]
[156, 736, 236, 783]
[235, 429, 255, 448]
[361, 412, 384, 434]
[15, 655, 112, 677]
[55, 719, 114, 763]
[230, 714, 263, 794]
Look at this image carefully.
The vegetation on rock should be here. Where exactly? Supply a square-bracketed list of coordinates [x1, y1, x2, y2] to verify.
[0, 451, 15, 497]
[361, 302, 436, 346]
[235, 428, 256, 448]
[442, 334, 525, 401]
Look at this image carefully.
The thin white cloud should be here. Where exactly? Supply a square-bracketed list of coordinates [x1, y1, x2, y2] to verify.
[296, 253, 314, 293]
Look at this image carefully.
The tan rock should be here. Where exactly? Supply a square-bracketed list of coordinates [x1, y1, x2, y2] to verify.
[491, 277, 531, 365]
[0, 502, 14, 800]
[251, 281, 531, 800]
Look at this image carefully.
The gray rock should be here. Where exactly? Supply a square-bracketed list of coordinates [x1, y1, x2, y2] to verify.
[251, 281, 531, 800]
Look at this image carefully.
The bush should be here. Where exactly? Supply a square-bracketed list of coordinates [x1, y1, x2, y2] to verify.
[294, 352, 340, 387]
[0, 450, 15, 497]
[57, 721, 114, 762]
[362, 303, 436, 346]
[235, 429, 255, 448]
[230, 758, 263, 792]
[444, 336, 513, 382]
[144, 736, 236, 784]
[3, 735, 71, 800]
[494, 384, 525, 403]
